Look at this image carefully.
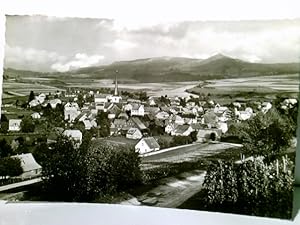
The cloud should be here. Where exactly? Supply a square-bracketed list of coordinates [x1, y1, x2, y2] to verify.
[4, 44, 66, 71]
[51, 53, 105, 72]
[104, 39, 137, 51]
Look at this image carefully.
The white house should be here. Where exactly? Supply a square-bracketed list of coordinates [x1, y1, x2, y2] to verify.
[63, 129, 83, 147]
[11, 153, 42, 179]
[155, 111, 170, 120]
[28, 99, 40, 108]
[171, 124, 194, 136]
[169, 114, 185, 125]
[217, 122, 228, 134]
[94, 94, 111, 103]
[36, 93, 46, 104]
[261, 102, 272, 114]
[135, 137, 160, 154]
[165, 122, 178, 134]
[31, 112, 41, 119]
[130, 104, 144, 117]
[64, 102, 80, 122]
[126, 127, 143, 140]
[8, 119, 22, 132]
[50, 98, 62, 109]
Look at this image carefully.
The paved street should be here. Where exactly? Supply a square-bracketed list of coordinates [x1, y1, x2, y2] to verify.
[142, 142, 242, 164]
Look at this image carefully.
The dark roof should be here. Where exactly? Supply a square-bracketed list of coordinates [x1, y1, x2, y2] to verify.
[143, 137, 160, 149]
[127, 127, 142, 135]
[174, 124, 191, 134]
[114, 119, 127, 126]
[131, 117, 147, 130]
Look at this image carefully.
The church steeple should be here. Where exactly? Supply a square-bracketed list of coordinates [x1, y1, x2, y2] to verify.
[114, 70, 119, 96]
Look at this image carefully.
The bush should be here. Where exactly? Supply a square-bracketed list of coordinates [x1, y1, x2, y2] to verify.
[0, 157, 23, 178]
[202, 156, 294, 219]
[41, 135, 142, 201]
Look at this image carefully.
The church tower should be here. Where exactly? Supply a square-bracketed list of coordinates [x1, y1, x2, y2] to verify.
[114, 70, 119, 96]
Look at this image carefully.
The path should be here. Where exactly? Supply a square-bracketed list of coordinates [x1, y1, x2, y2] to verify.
[0, 178, 42, 192]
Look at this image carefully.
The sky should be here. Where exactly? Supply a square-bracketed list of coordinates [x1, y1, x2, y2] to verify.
[4, 15, 300, 72]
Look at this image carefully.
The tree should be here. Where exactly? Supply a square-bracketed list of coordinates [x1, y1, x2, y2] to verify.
[96, 111, 110, 137]
[33, 142, 49, 166]
[41, 135, 89, 201]
[85, 143, 141, 196]
[21, 116, 35, 133]
[239, 109, 293, 162]
[28, 91, 35, 103]
[0, 157, 23, 178]
[202, 156, 294, 219]
[41, 135, 142, 201]
[0, 114, 9, 133]
[0, 139, 13, 158]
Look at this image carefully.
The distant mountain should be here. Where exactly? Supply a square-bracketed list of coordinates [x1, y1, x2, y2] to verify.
[4, 54, 299, 83]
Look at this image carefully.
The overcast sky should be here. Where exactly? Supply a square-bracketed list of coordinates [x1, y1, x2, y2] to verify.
[4, 15, 300, 72]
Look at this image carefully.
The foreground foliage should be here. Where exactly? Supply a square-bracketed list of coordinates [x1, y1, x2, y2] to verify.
[202, 156, 294, 219]
[41, 135, 141, 201]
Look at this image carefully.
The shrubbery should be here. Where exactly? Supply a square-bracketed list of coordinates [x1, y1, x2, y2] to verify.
[202, 156, 294, 219]
[41, 135, 142, 201]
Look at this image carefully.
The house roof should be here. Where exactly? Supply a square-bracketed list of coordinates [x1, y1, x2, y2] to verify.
[127, 127, 142, 135]
[63, 129, 82, 139]
[142, 137, 160, 149]
[131, 117, 147, 130]
[114, 119, 127, 126]
[191, 123, 204, 130]
[131, 103, 143, 110]
[173, 124, 191, 134]
[11, 153, 42, 172]
[94, 94, 110, 98]
[118, 112, 129, 119]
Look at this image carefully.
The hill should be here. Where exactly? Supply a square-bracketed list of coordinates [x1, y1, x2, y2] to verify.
[3, 54, 299, 83]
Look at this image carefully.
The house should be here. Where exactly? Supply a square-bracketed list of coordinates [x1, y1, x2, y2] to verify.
[28, 99, 40, 108]
[36, 93, 46, 104]
[8, 119, 22, 132]
[144, 107, 160, 115]
[261, 102, 272, 114]
[171, 124, 194, 136]
[130, 104, 144, 116]
[217, 122, 228, 134]
[196, 128, 222, 143]
[11, 153, 42, 179]
[130, 117, 147, 130]
[135, 137, 160, 154]
[168, 114, 185, 125]
[118, 112, 129, 120]
[235, 107, 253, 121]
[202, 111, 218, 128]
[94, 93, 111, 103]
[191, 123, 203, 131]
[155, 111, 170, 120]
[148, 97, 157, 106]
[64, 102, 80, 122]
[49, 98, 62, 109]
[63, 129, 83, 146]
[126, 127, 143, 140]
[113, 119, 128, 130]
[165, 122, 178, 134]
[31, 112, 41, 119]
[83, 119, 97, 130]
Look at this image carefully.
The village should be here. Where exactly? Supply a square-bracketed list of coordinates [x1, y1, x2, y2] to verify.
[0, 72, 298, 182]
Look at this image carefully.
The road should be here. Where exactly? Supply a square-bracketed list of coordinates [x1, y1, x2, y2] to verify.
[121, 142, 242, 207]
[0, 178, 42, 192]
[142, 142, 241, 165]
[120, 170, 206, 208]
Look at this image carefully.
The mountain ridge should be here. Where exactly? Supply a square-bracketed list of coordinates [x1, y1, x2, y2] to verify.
[3, 54, 299, 83]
